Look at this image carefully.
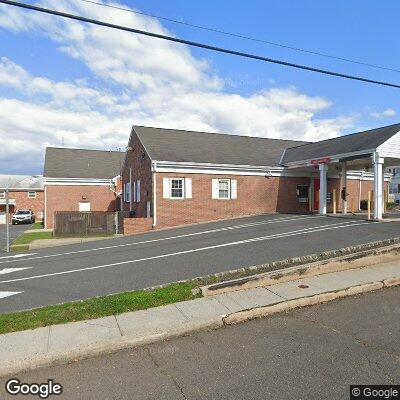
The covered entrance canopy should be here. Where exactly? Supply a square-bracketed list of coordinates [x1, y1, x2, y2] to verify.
[281, 123, 400, 220]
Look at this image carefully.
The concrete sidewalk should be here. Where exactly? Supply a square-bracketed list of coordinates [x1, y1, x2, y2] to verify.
[28, 234, 122, 250]
[1, 260, 399, 377]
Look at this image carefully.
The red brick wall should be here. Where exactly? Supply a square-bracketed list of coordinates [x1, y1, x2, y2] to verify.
[123, 217, 153, 235]
[154, 173, 311, 229]
[0, 190, 44, 221]
[327, 178, 387, 212]
[45, 185, 118, 228]
[121, 130, 153, 218]
[120, 138, 391, 230]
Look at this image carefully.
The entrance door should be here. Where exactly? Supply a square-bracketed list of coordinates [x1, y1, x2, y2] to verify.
[313, 179, 320, 211]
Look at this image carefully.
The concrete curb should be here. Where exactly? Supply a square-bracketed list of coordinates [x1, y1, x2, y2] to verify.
[223, 282, 384, 325]
[0, 319, 222, 378]
[198, 237, 400, 295]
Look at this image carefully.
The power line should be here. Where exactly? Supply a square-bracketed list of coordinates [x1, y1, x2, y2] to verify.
[1, 0, 400, 89]
[79, 0, 400, 74]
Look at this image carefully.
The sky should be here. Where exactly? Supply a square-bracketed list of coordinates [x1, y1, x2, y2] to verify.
[0, 0, 399, 175]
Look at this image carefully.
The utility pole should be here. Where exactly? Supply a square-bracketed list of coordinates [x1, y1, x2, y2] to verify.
[5, 184, 10, 253]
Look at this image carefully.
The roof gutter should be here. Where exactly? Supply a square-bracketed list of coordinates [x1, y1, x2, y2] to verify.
[284, 148, 377, 169]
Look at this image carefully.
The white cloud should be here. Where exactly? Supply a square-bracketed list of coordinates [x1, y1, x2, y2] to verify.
[0, 0, 355, 174]
[370, 108, 396, 119]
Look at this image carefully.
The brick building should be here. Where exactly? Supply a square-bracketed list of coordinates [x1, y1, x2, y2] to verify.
[0, 175, 44, 224]
[121, 125, 395, 233]
[43, 147, 124, 229]
[387, 166, 400, 203]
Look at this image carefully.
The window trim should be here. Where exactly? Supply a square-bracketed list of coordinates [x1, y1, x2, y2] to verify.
[170, 178, 184, 199]
[217, 179, 231, 200]
[0, 191, 5, 199]
[27, 191, 37, 199]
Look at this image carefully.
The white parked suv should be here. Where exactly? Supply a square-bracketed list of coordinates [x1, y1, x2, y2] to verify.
[12, 209, 35, 225]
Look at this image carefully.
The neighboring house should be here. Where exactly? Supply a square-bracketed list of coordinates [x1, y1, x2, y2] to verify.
[0, 175, 44, 224]
[121, 125, 394, 232]
[387, 166, 400, 203]
[43, 147, 124, 229]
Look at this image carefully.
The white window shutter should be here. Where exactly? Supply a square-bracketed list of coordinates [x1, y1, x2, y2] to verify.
[163, 178, 170, 199]
[212, 179, 219, 199]
[136, 180, 141, 202]
[185, 178, 192, 199]
[231, 179, 237, 199]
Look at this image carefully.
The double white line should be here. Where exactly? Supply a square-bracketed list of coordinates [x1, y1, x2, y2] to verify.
[0, 215, 321, 266]
[0, 220, 368, 284]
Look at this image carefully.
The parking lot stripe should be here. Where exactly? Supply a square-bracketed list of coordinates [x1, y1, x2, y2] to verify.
[0, 221, 369, 285]
[0, 267, 32, 275]
[0, 254, 36, 260]
[0, 215, 323, 266]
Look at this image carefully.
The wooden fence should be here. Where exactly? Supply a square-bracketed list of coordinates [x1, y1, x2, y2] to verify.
[54, 211, 123, 236]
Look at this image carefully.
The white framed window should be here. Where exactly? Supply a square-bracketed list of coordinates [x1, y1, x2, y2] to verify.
[124, 182, 131, 203]
[171, 178, 184, 198]
[0, 191, 5, 199]
[28, 191, 37, 199]
[163, 177, 192, 199]
[218, 179, 230, 199]
[212, 179, 237, 200]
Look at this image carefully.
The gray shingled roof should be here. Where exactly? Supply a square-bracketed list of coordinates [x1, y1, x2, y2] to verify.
[282, 123, 400, 164]
[0, 175, 44, 190]
[134, 126, 308, 167]
[44, 148, 124, 179]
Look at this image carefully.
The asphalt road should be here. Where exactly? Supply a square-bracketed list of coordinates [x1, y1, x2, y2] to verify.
[0, 223, 30, 253]
[1, 286, 399, 400]
[0, 214, 399, 312]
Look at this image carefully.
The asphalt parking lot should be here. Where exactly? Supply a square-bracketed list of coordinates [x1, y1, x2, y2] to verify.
[0, 213, 399, 312]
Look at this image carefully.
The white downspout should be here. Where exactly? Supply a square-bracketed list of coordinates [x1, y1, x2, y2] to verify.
[44, 180, 47, 229]
[109, 178, 122, 196]
[152, 161, 157, 228]
[129, 167, 132, 213]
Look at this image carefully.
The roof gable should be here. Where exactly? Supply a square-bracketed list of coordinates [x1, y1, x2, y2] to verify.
[44, 148, 125, 179]
[282, 123, 400, 164]
[134, 126, 308, 167]
[0, 175, 44, 190]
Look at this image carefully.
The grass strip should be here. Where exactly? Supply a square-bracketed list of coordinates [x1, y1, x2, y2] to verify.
[30, 222, 44, 229]
[0, 282, 200, 335]
[12, 231, 54, 245]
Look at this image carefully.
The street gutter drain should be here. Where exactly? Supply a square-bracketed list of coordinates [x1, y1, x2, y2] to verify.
[298, 284, 309, 289]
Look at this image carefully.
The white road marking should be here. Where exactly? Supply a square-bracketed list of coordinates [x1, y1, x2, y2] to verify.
[0, 215, 324, 265]
[0, 267, 32, 275]
[0, 253, 36, 260]
[0, 291, 22, 299]
[0, 221, 369, 284]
